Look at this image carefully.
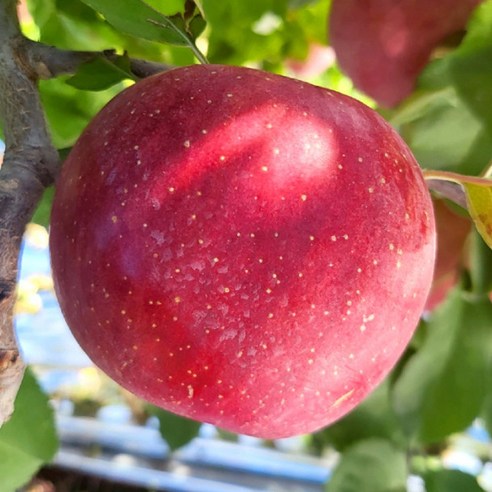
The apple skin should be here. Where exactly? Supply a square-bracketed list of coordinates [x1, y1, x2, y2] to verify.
[49, 64, 436, 439]
[329, 0, 483, 107]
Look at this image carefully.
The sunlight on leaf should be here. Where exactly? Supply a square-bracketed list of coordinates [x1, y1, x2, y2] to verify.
[80, 0, 207, 62]
[464, 183, 492, 250]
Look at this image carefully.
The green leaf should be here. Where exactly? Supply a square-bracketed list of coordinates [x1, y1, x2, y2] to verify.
[29, 0, 188, 65]
[289, 0, 320, 8]
[182, 0, 207, 39]
[30, 0, 124, 51]
[31, 186, 54, 228]
[326, 439, 407, 492]
[469, 229, 492, 295]
[26, 0, 56, 28]
[464, 182, 492, 249]
[423, 469, 485, 492]
[481, 384, 492, 437]
[394, 89, 491, 176]
[145, 0, 187, 15]
[443, 2, 492, 128]
[460, 0, 492, 53]
[187, 12, 207, 40]
[311, 380, 406, 453]
[39, 77, 123, 148]
[0, 368, 58, 491]
[391, 290, 492, 444]
[147, 406, 201, 450]
[202, 0, 289, 65]
[67, 55, 137, 91]
[394, 2, 492, 177]
[80, 0, 203, 51]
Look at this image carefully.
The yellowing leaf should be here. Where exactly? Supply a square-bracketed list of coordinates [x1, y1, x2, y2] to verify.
[424, 169, 492, 250]
[464, 183, 492, 249]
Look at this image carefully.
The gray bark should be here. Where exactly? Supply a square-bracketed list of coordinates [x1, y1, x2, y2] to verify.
[0, 0, 59, 426]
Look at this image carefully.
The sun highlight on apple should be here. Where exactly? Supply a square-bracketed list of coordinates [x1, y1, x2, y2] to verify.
[49, 64, 436, 439]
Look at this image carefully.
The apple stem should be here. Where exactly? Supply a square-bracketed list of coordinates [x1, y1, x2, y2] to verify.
[191, 42, 209, 65]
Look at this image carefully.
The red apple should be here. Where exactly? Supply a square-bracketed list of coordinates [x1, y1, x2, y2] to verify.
[49, 64, 436, 438]
[425, 198, 470, 311]
[329, 0, 483, 107]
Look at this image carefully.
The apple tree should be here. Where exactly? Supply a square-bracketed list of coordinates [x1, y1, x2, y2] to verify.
[1, 0, 492, 490]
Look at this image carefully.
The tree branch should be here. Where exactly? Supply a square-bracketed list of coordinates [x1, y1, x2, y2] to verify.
[25, 42, 172, 80]
[0, 0, 59, 426]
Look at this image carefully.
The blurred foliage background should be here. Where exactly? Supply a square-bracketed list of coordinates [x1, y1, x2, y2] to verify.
[2, 0, 492, 490]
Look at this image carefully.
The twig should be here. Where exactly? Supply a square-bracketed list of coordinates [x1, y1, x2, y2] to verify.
[125, 56, 172, 78]
[25, 42, 172, 80]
